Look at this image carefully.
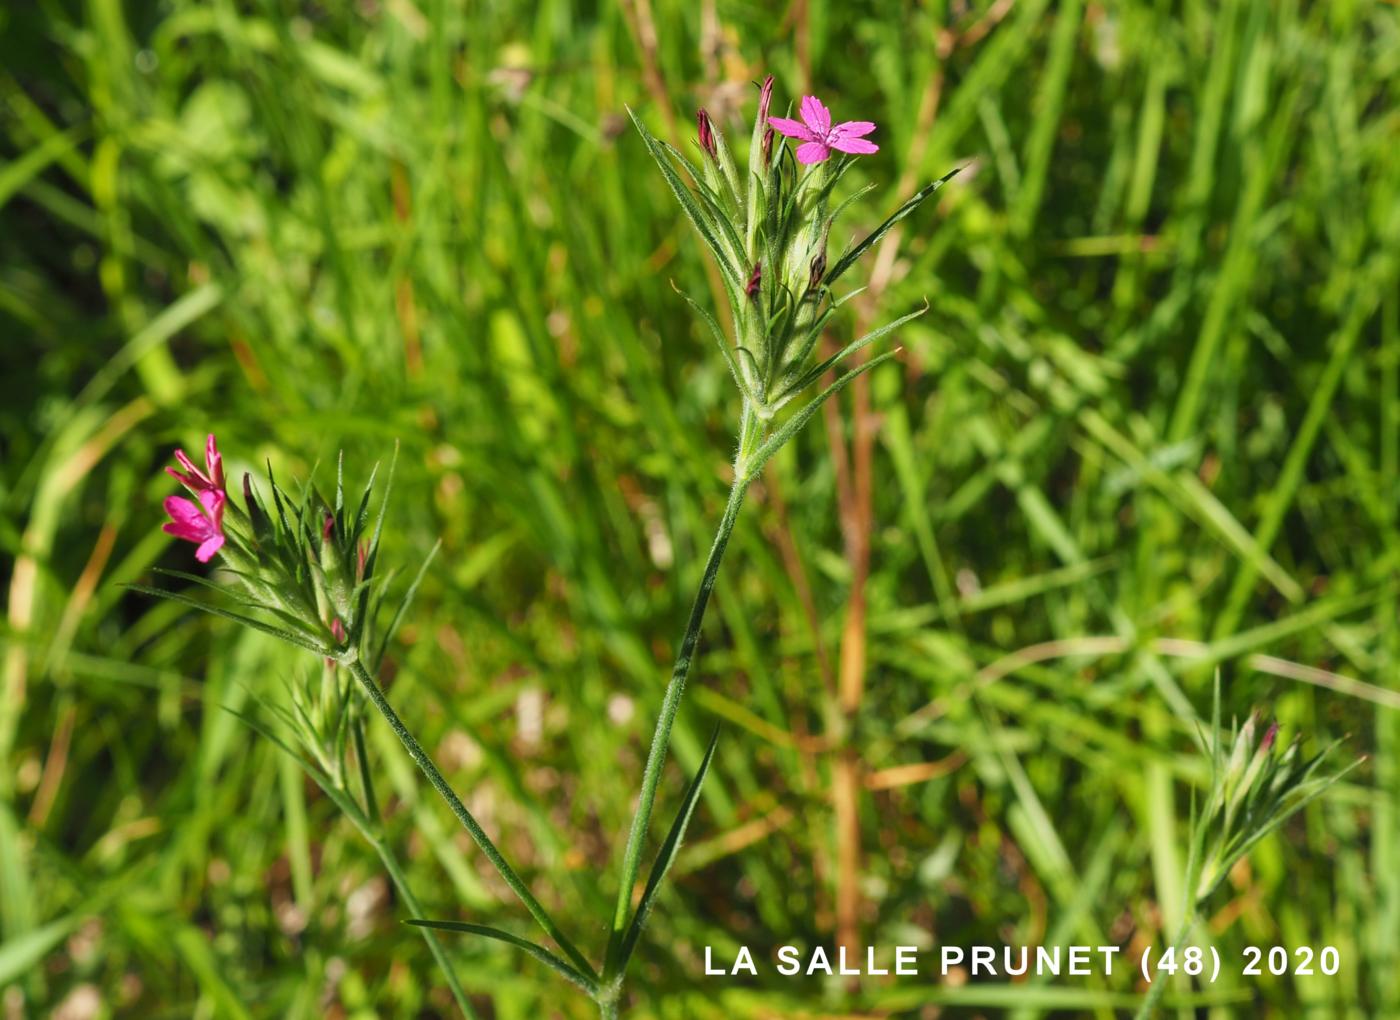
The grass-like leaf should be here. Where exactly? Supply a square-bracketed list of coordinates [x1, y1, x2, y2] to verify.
[672, 283, 755, 403]
[125, 584, 329, 656]
[741, 350, 901, 482]
[373, 538, 441, 671]
[824, 167, 962, 287]
[611, 725, 721, 975]
[406, 919, 600, 995]
[781, 303, 927, 400]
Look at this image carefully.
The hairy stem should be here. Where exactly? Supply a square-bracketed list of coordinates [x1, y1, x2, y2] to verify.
[605, 407, 762, 978]
[347, 657, 597, 981]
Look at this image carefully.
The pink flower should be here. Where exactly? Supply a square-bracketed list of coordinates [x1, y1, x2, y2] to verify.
[163, 489, 226, 562]
[167, 434, 226, 497]
[769, 95, 878, 165]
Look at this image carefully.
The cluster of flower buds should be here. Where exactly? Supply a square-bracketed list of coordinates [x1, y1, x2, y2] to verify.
[151, 435, 423, 787]
[629, 76, 957, 422]
[157, 435, 402, 669]
[1190, 708, 1356, 904]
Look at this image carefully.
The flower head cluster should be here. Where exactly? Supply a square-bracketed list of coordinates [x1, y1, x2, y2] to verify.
[1190, 707, 1357, 904]
[155, 436, 409, 670]
[630, 76, 956, 425]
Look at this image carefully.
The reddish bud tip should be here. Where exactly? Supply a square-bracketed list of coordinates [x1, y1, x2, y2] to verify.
[322, 514, 335, 543]
[1262, 721, 1279, 750]
[808, 252, 827, 293]
[761, 126, 774, 167]
[757, 75, 774, 123]
[745, 261, 762, 301]
[696, 108, 716, 158]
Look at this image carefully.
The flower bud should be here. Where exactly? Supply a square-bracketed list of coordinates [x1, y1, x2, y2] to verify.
[697, 108, 716, 159]
[745, 261, 762, 302]
[761, 126, 774, 168]
[807, 251, 827, 294]
[757, 75, 773, 126]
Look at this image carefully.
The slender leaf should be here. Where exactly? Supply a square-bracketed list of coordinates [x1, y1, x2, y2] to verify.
[406, 920, 599, 994]
[125, 584, 329, 656]
[613, 726, 721, 972]
[783, 303, 928, 398]
[825, 167, 962, 287]
[741, 350, 901, 481]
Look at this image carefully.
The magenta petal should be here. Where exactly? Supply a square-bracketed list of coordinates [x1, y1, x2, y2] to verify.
[174, 448, 198, 473]
[830, 120, 877, 140]
[204, 434, 223, 486]
[163, 495, 205, 531]
[799, 95, 831, 136]
[795, 141, 831, 164]
[198, 488, 226, 522]
[195, 534, 225, 562]
[768, 116, 816, 141]
[165, 465, 197, 488]
[829, 136, 879, 155]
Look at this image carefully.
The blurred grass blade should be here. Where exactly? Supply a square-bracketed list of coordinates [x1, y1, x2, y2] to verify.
[0, 915, 79, 985]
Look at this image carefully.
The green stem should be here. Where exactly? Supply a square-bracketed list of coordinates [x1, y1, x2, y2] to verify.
[361, 829, 480, 1019]
[347, 657, 597, 982]
[1132, 913, 1198, 1020]
[605, 407, 762, 978]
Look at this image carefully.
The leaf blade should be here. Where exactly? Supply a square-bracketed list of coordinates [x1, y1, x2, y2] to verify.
[405, 920, 599, 994]
[824, 167, 962, 287]
[612, 726, 721, 973]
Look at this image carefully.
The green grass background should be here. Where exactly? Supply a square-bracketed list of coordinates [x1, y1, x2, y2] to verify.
[3, 0, 1399, 1016]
